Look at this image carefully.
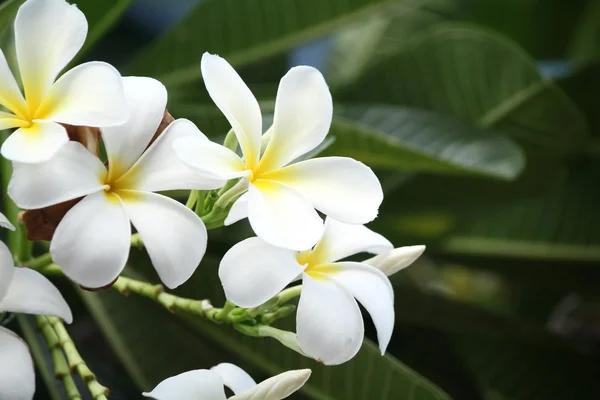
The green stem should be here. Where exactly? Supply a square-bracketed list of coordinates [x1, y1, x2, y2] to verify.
[25, 252, 53, 269]
[185, 190, 198, 209]
[277, 285, 303, 304]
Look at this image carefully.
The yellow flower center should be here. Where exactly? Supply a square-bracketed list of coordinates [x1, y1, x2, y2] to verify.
[296, 250, 340, 280]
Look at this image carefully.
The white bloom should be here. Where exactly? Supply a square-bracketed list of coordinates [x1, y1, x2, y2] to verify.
[8, 77, 223, 289]
[173, 53, 383, 251]
[364, 245, 426, 276]
[0, 217, 72, 400]
[143, 362, 310, 400]
[219, 218, 395, 365]
[0, 0, 127, 163]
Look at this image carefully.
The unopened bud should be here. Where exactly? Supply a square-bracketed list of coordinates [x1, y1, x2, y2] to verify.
[363, 245, 426, 276]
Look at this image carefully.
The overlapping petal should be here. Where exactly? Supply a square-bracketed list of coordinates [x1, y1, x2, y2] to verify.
[230, 369, 311, 400]
[15, 0, 87, 109]
[1, 121, 69, 163]
[142, 369, 226, 400]
[248, 180, 323, 251]
[9, 141, 106, 209]
[297, 274, 363, 365]
[50, 191, 130, 288]
[101, 76, 167, 179]
[262, 157, 383, 224]
[258, 66, 332, 172]
[224, 193, 249, 226]
[219, 237, 304, 307]
[122, 191, 207, 289]
[0, 50, 27, 118]
[0, 327, 35, 400]
[211, 363, 256, 395]
[121, 119, 224, 192]
[0, 268, 73, 323]
[327, 262, 394, 355]
[310, 218, 392, 265]
[201, 53, 262, 167]
[0, 212, 14, 231]
[0, 242, 14, 301]
[364, 245, 426, 276]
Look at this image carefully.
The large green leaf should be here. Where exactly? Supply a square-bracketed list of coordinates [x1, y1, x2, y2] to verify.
[0, 0, 22, 37]
[129, 0, 401, 86]
[338, 24, 590, 156]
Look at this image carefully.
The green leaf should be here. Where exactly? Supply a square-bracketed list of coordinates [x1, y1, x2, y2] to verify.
[128, 0, 403, 87]
[567, 0, 600, 67]
[0, 0, 23, 37]
[328, 106, 525, 180]
[338, 24, 590, 156]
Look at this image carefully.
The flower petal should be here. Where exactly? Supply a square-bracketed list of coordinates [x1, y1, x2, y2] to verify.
[0, 327, 35, 400]
[263, 157, 382, 224]
[364, 245, 426, 276]
[258, 66, 332, 172]
[219, 237, 304, 308]
[173, 136, 249, 181]
[0, 242, 14, 301]
[143, 369, 226, 400]
[211, 363, 256, 395]
[248, 180, 323, 251]
[230, 369, 311, 400]
[0, 112, 26, 130]
[9, 141, 106, 209]
[120, 119, 224, 192]
[0, 212, 15, 231]
[1, 120, 68, 163]
[327, 262, 394, 355]
[15, 0, 87, 109]
[297, 273, 363, 365]
[0, 50, 27, 117]
[121, 191, 206, 289]
[310, 218, 392, 264]
[51, 191, 130, 288]
[224, 193, 249, 226]
[0, 268, 73, 323]
[101, 76, 166, 179]
[201, 53, 261, 167]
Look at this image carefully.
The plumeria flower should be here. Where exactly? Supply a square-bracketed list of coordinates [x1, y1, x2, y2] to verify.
[143, 362, 310, 400]
[364, 245, 426, 277]
[220, 218, 397, 365]
[173, 53, 383, 251]
[0, 0, 127, 163]
[0, 214, 72, 400]
[9, 77, 223, 289]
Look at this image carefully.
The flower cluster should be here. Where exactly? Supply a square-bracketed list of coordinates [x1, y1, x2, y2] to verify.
[0, 0, 425, 398]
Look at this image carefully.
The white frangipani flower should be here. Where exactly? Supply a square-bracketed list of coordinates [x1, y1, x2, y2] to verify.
[173, 53, 383, 251]
[0, 214, 72, 400]
[0, 0, 127, 163]
[364, 245, 426, 276]
[8, 77, 223, 289]
[219, 218, 395, 365]
[143, 362, 311, 400]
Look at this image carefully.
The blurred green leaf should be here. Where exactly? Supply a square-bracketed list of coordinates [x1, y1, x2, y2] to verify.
[129, 0, 404, 87]
[338, 24, 590, 156]
[567, 0, 600, 67]
[0, 0, 23, 37]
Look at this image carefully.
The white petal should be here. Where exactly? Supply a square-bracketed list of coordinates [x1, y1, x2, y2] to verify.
[310, 218, 392, 264]
[263, 157, 382, 224]
[120, 119, 225, 192]
[219, 237, 304, 308]
[0, 113, 25, 130]
[230, 369, 311, 400]
[248, 180, 323, 251]
[15, 0, 87, 109]
[211, 363, 256, 395]
[297, 273, 363, 365]
[201, 53, 261, 167]
[143, 369, 226, 400]
[51, 191, 130, 288]
[1, 121, 68, 163]
[0, 212, 15, 231]
[364, 245, 426, 276]
[102, 76, 167, 179]
[9, 141, 106, 209]
[173, 136, 248, 181]
[224, 193, 249, 226]
[0, 328, 35, 400]
[327, 262, 394, 355]
[0, 242, 14, 301]
[38, 62, 127, 128]
[258, 66, 332, 171]
[121, 191, 206, 289]
[0, 50, 27, 118]
[0, 268, 73, 323]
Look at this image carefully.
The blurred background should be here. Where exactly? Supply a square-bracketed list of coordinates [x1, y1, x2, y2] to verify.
[1, 0, 599, 398]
